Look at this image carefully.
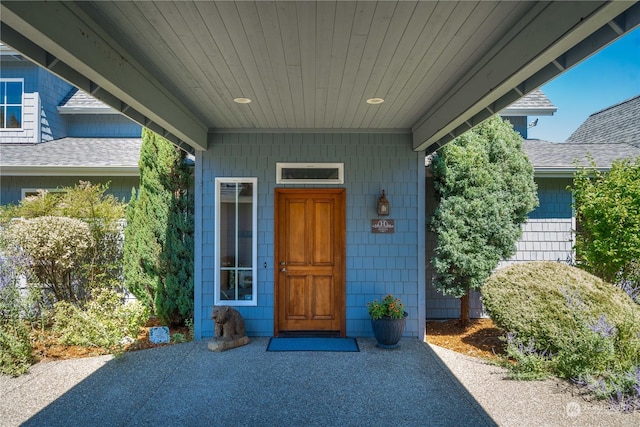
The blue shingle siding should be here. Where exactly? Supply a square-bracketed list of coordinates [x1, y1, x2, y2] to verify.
[529, 178, 573, 219]
[67, 115, 141, 138]
[37, 67, 73, 141]
[194, 132, 423, 339]
[0, 176, 138, 205]
[425, 176, 575, 319]
[503, 116, 527, 139]
[500, 178, 574, 265]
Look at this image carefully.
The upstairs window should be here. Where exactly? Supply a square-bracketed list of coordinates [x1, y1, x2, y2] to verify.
[215, 178, 257, 306]
[1, 79, 23, 129]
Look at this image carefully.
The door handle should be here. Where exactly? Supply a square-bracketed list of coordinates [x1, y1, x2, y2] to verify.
[280, 267, 287, 272]
[280, 261, 286, 266]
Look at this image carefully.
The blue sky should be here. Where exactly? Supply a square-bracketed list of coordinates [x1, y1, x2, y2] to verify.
[527, 26, 640, 143]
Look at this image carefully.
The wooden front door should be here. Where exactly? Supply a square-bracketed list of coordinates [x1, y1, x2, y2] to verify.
[274, 189, 346, 337]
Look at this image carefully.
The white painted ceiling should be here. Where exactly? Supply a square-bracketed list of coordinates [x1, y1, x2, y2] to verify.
[1, 1, 639, 153]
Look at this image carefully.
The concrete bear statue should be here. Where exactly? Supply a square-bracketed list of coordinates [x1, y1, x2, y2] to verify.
[211, 305, 246, 341]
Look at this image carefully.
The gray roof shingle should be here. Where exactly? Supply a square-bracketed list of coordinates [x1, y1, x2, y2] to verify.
[523, 139, 640, 175]
[566, 95, 640, 146]
[0, 138, 141, 172]
[57, 88, 115, 113]
[500, 89, 557, 116]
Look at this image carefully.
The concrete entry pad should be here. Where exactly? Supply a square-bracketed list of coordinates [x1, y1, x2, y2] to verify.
[4, 338, 638, 426]
[1, 338, 493, 426]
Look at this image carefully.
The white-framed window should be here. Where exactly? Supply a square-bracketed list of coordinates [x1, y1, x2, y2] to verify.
[1, 79, 24, 129]
[276, 162, 344, 184]
[215, 178, 257, 306]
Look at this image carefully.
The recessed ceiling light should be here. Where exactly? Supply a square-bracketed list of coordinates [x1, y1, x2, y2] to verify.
[366, 97, 384, 105]
[234, 97, 252, 104]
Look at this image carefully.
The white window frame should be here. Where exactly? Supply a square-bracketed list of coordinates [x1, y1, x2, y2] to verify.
[276, 162, 344, 184]
[1, 78, 24, 130]
[214, 177, 258, 306]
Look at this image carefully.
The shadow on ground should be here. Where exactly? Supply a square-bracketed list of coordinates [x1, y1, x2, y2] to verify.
[5, 338, 496, 427]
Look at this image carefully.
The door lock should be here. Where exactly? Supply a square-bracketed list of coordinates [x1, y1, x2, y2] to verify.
[280, 267, 287, 272]
[280, 261, 286, 266]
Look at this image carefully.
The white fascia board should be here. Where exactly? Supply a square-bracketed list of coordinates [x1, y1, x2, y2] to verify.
[499, 107, 557, 117]
[0, 165, 139, 177]
[533, 166, 611, 178]
[57, 106, 117, 115]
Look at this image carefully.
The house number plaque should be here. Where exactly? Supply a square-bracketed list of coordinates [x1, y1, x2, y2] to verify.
[371, 219, 395, 233]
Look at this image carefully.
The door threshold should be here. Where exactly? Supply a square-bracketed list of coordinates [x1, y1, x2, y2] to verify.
[277, 330, 341, 338]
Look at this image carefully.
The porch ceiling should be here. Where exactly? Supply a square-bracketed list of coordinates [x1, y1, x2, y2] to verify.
[1, 1, 639, 154]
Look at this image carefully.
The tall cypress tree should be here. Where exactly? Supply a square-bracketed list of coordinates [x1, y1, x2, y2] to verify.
[124, 128, 193, 325]
[157, 149, 194, 325]
[430, 116, 538, 325]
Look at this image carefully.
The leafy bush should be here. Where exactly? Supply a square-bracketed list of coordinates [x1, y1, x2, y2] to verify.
[483, 261, 640, 409]
[0, 182, 126, 306]
[502, 333, 553, 380]
[53, 288, 149, 349]
[0, 255, 33, 376]
[571, 157, 640, 286]
[5, 216, 95, 305]
[0, 321, 32, 377]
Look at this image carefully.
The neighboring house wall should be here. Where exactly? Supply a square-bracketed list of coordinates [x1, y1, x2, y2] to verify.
[195, 132, 424, 339]
[1, 59, 141, 208]
[1, 62, 39, 143]
[501, 178, 574, 266]
[66, 115, 141, 137]
[1, 62, 72, 143]
[37, 67, 73, 142]
[425, 176, 574, 319]
[0, 175, 138, 205]
[503, 116, 527, 139]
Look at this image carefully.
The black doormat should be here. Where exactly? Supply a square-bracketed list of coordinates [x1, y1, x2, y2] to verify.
[266, 337, 359, 352]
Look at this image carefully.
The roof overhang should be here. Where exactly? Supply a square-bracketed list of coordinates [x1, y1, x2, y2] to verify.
[415, 1, 640, 153]
[1, 1, 639, 155]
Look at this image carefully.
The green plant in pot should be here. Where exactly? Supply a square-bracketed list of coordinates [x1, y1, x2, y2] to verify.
[367, 294, 407, 348]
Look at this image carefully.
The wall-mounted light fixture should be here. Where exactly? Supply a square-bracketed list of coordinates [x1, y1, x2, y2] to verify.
[377, 190, 390, 216]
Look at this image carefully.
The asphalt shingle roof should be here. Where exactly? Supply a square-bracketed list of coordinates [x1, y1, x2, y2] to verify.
[58, 88, 114, 112]
[500, 89, 557, 116]
[566, 95, 640, 146]
[507, 89, 556, 110]
[0, 138, 141, 168]
[522, 139, 640, 172]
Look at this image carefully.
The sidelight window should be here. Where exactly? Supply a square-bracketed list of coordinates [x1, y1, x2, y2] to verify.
[215, 178, 257, 306]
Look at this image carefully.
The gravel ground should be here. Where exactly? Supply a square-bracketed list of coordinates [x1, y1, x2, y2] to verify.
[430, 343, 640, 426]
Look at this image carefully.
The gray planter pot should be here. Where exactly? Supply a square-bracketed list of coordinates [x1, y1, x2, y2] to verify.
[370, 312, 408, 349]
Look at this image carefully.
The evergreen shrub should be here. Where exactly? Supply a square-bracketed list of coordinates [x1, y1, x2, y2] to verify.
[483, 261, 640, 409]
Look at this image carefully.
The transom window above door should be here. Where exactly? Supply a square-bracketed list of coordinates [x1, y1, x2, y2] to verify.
[214, 178, 257, 306]
[276, 163, 344, 184]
